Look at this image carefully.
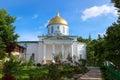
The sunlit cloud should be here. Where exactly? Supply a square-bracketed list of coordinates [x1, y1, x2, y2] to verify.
[81, 4, 117, 21]
[17, 16, 22, 20]
[32, 14, 39, 19]
[44, 20, 49, 27]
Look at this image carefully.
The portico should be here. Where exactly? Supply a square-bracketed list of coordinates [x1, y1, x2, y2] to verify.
[42, 39, 74, 64]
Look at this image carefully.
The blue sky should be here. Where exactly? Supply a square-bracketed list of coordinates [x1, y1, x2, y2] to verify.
[0, 0, 118, 41]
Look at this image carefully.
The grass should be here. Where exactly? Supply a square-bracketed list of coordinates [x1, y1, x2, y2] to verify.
[0, 66, 49, 80]
[0, 74, 2, 79]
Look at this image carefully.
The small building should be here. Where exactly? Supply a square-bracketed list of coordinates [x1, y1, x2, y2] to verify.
[10, 43, 25, 56]
[19, 12, 86, 64]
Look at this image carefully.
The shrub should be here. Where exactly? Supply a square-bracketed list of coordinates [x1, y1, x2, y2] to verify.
[0, 61, 3, 72]
[2, 74, 16, 80]
[78, 59, 87, 66]
[47, 63, 62, 80]
[37, 75, 47, 80]
[36, 63, 41, 67]
[53, 53, 62, 64]
[2, 55, 20, 74]
[100, 66, 114, 80]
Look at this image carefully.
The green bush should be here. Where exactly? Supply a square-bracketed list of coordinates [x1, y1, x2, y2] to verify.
[79, 59, 87, 66]
[100, 66, 114, 80]
[2, 55, 20, 74]
[37, 75, 47, 80]
[47, 64, 62, 80]
[2, 74, 16, 80]
[36, 63, 41, 67]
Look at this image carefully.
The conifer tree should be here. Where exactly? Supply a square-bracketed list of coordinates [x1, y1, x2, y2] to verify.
[0, 8, 19, 55]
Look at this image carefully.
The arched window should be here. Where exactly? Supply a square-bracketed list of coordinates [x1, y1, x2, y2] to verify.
[51, 26, 54, 33]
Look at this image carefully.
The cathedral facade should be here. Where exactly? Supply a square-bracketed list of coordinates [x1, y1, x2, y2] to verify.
[19, 12, 86, 64]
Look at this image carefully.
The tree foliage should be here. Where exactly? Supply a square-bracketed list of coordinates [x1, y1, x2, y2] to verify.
[78, 35, 106, 66]
[104, 17, 120, 70]
[102, 0, 120, 70]
[111, 0, 120, 13]
[0, 8, 19, 54]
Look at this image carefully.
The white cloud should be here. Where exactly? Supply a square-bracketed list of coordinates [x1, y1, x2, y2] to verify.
[17, 16, 22, 20]
[32, 14, 39, 19]
[44, 20, 49, 28]
[36, 26, 44, 34]
[97, 31, 106, 37]
[37, 20, 49, 34]
[81, 5, 117, 21]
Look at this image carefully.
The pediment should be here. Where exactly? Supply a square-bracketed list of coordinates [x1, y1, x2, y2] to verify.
[44, 36, 73, 40]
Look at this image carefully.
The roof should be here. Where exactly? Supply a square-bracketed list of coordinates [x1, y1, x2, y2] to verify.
[43, 36, 75, 40]
[18, 41, 38, 43]
[47, 12, 68, 26]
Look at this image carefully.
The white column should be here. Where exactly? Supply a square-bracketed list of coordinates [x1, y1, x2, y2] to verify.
[84, 45, 87, 59]
[71, 44, 73, 60]
[52, 44, 55, 63]
[43, 44, 46, 64]
[52, 44, 55, 54]
[76, 45, 79, 61]
[61, 44, 64, 59]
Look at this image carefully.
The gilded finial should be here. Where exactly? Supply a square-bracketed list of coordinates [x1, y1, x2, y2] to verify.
[56, 10, 60, 16]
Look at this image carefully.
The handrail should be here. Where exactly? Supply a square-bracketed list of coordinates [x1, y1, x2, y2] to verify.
[104, 61, 120, 80]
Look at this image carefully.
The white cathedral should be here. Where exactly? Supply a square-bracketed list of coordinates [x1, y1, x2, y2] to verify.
[19, 12, 86, 64]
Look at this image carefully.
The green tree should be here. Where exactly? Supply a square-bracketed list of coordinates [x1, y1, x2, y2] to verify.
[77, 35, 106, 66]
[103, 0, 120, 70]
[111, 0, 120, 14]
[0, 39, 6, 59]
[94, 35, 106, 66]
[0, 9, 19, 79]
[87, 39, 98, 66]
[104, 22, 120, 70]
[0, 8, 19, 54]
[77, 36, 97, 66]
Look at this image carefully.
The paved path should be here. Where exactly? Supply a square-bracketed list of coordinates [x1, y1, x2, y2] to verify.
[80, 67, 102, 80]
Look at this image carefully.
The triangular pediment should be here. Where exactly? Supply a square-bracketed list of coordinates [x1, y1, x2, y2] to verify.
[44, 36, 74, 40]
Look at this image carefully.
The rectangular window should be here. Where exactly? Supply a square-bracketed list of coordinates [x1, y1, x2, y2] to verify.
[48, 28, 50, 33]
[51, 26, 54, 33]
[63, 27, 65, 33]
[57, 26, 59, 29]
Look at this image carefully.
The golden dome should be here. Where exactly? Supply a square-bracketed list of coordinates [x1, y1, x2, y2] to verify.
[48, 12, 68, 26]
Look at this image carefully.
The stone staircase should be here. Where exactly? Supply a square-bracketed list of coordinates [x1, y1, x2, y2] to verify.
[80, 67, 102, 80]
[69, 67, 102, 80]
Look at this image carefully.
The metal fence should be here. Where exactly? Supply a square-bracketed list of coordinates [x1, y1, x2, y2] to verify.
[104, 61, 120, 80]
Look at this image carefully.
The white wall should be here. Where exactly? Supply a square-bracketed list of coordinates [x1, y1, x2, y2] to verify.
[78, 43, 87, 59]
[19, 42, 38, 63]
